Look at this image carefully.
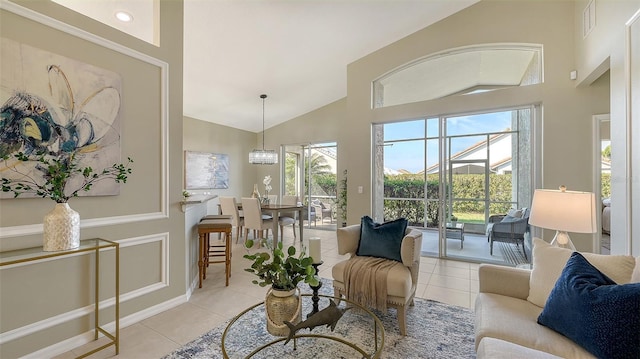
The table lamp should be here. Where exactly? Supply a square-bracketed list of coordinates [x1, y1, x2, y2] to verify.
[528, 185, 597, 250]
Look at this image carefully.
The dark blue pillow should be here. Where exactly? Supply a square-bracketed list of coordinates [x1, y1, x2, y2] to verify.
[537, 252, 640, 359]
[357, 216, 407, 262]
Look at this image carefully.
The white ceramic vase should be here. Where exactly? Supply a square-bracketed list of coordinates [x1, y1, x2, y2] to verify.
[43, 203, 80, 251]
[265, 287, 301, 336]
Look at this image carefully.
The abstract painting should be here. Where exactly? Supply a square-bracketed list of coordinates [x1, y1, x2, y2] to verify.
[0, 38, 123, 198]
[185, 151, 229, 189]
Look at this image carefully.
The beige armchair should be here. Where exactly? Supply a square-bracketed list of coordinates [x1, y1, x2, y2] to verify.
[331, 224, 422, 335]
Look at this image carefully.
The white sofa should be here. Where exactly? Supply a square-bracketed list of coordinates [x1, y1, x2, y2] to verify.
[475, 238, 640, 358]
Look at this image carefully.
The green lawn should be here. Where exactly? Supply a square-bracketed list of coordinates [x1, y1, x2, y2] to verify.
[454, 212, 486, 224]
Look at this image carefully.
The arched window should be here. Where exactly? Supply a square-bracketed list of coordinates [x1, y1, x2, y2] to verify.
[372, 44, 543, 108]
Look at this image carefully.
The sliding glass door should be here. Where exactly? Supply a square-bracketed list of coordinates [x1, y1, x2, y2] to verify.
[283, 142, 337, 230]
[374, 107, 534, 264]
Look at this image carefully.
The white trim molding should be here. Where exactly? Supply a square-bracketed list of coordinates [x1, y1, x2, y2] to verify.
[0, 0, 170, 240]
[626, 8, 640, 256]
[0, 233, 170, 345]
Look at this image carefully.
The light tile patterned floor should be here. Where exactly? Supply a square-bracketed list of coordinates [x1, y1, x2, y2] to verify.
[57, 227, 480, 358]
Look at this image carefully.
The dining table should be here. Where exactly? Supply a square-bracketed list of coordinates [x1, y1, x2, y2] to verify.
[218, 202, 305, 248]
[259, 204, 304, 247]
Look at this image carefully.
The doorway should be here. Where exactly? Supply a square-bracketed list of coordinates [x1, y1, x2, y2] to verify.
[283, 142, 338, 231]
[593, 114, 611, 254]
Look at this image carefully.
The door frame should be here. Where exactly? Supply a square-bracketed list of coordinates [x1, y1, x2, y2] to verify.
[592, 113, 610, 253]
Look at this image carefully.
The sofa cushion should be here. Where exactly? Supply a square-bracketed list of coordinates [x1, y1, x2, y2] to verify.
[357, 216, 407, 262]
[477, 337, 563, 359]
[537, 252, 640, 359]
[527, 238, 636, 307]
[475, 293, 595, 358]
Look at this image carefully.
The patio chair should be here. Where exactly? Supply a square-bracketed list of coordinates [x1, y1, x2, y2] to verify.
[312, 199, 333, 224]
[487, 208, 529, 260]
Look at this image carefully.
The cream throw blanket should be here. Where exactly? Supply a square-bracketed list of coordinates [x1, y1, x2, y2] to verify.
[343, 256, 397, 313]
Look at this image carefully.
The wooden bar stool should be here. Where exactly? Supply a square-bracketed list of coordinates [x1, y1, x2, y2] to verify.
[198, 215, 232, 288]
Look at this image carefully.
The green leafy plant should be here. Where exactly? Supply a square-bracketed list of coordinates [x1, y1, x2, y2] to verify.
[244, 240, 319, 291]
[1, 151, 133, 203]
[338, 169, 347, 226]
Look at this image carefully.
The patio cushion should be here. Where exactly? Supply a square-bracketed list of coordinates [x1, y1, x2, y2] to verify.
[507, 208, 524, 218]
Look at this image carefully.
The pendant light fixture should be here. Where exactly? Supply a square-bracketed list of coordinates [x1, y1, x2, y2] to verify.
[249, 94, 278, 165]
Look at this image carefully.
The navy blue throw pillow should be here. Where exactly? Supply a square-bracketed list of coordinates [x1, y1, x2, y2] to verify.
[537, 252, 640, 359]
[357, 216, 407, 262]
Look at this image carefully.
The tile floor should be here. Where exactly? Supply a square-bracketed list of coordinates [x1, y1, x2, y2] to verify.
[56, 227, 480, 358]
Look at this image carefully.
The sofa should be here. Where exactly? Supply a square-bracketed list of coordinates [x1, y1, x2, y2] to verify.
[475, 238, 640, 358]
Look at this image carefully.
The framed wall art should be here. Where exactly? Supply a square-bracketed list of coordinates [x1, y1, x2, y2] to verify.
[185, 151, 229, 189]
[0, 37, 123, 198]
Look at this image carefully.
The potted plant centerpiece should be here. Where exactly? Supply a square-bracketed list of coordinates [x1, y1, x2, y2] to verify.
[244, 239, 319, 336]
[1, 151, 133, 251]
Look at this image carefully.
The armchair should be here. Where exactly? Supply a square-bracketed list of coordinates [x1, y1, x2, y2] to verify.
[331, 224, 422, 335]
[487, 208, 530, 260]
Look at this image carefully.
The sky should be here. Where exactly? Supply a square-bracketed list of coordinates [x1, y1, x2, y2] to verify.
[383, 110, 515, 173]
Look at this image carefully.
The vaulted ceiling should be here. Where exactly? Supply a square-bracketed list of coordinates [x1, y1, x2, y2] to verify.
[51, 0, 480, 132]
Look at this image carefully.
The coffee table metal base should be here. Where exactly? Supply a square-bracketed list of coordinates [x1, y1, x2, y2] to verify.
[222, 294, 384, 358]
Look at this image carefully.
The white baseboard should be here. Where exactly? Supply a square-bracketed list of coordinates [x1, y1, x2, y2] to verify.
[21, 294, 188, 359]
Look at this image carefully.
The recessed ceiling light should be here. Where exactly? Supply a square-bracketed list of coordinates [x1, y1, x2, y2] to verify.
[115, 11, 133, 22]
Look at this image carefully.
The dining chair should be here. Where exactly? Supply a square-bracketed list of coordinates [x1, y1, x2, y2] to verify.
[241, 197, 273, 243]
[312, 199, 333, 224]
[279, 195, 298, 239]
[219, 196, 244, 243]
[263, 194, 295, 240]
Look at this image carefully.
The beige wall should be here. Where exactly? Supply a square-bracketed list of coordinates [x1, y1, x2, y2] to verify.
[573, 0, 640, 256]
[256, 98, 347, 198]
[0, 0, 185, 357]
[183, 116, 257, 211]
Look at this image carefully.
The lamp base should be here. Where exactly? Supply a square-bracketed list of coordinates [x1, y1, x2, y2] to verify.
[550, 231, 576, 251]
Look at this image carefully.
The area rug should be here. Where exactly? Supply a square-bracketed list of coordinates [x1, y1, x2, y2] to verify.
[163, 279, 476, 359]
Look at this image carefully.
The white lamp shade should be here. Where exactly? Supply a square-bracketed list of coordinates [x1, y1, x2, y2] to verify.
[529, 189, 597, 234]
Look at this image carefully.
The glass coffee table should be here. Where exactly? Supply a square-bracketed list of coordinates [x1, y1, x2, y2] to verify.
[222, 294, 384, 358]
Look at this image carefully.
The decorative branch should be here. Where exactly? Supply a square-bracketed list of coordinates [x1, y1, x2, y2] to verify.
[1, 151, 133, 203]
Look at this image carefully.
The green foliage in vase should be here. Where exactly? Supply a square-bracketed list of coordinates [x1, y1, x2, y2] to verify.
[244, 240, 319, 291]
[1, 151, 133, 203]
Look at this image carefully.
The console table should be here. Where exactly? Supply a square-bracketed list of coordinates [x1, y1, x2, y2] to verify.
[0, 238, 120, 358]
